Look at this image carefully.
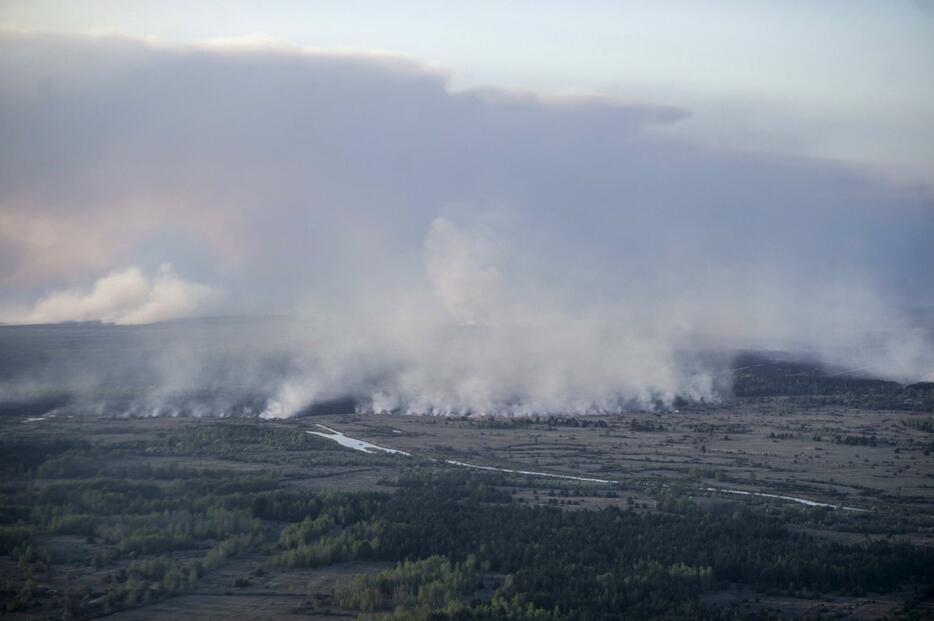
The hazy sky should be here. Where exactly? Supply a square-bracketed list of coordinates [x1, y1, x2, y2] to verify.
[0, 4, 933, 411]
[2, 0, 933, 183]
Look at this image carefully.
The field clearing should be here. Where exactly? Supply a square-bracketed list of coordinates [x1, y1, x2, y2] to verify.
[287, 400, 934, 520]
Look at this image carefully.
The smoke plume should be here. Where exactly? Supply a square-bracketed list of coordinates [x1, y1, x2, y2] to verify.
[7, 265, 219, 325]
[0, 32, 932, 417]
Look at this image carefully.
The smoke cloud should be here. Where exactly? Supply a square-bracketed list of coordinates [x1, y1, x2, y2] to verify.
[7, 265, 219, 325]
[0, 31, 932, 417]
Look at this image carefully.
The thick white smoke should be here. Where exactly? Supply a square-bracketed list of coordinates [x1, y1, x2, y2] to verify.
[7, 264, 219, 325]
[425, 216, 505, 328]
[1, 33, 932, 417]
[257, 213, 933, 417]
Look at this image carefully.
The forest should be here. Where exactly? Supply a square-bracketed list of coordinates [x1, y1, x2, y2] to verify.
[1, 422, 933, 620]
[731, 355, 934, 412]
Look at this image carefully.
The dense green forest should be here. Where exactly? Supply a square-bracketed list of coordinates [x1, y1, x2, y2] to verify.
[731, 356, 934, 411]
[1, 423, 933, 620]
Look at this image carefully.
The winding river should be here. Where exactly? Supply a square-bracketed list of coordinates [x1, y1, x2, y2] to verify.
[306, 423, 868, 511]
